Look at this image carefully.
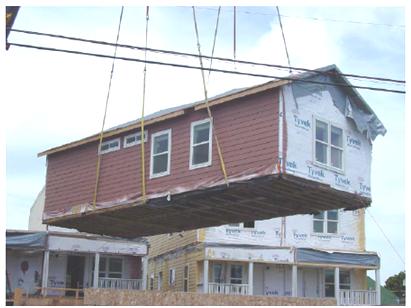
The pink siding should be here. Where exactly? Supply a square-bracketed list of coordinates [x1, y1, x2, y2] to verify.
[44, 89, 280, 216]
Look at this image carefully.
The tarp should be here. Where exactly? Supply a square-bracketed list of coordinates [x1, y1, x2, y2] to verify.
[296, 248, 380, 267]
[6, 232, 47, 250]
[291, 68, 387, 141]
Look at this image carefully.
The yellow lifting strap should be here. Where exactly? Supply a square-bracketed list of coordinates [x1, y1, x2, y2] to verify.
[192, 6, 229, 187]
[92, 7, 124, 209]
[140, 6, 150, 203]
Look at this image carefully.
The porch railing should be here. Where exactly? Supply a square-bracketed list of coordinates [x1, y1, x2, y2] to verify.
[208, 283, 249, 295]
[98, 278, 142, 290]
[339, 290, 377, 306]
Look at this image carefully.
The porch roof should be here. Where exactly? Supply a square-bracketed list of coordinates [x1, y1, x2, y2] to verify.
[296, 248, 379, 268]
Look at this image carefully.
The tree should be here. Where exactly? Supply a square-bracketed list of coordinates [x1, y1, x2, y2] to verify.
[385, 271, 405, 305]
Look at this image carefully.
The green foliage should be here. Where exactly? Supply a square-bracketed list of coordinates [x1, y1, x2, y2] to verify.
[385, 271, 405, 304]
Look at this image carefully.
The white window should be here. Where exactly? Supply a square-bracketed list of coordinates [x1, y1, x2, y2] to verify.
[99, 138, 120, 154]
[212, 263, 224, 283]
[190, 119, 212, 169]
[314, 118, 344, 171]
[149, 273, 154, 290]
[169, 268, 176, 286]
[157, 271, 163, 290]
[183, 265, 189, 292]
[229, 264, 243, 284]
[324, 269, 351, 297]
[243, 221, 255, 228]
[227, 222, 255, 228]
[150, 129, 171, 178]
[124, 130, 147, 148]
[96, 257, 123, 278]
[313, 210, 338, 234]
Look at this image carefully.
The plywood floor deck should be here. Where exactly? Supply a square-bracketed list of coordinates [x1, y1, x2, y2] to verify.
[45, 174, 370, 238]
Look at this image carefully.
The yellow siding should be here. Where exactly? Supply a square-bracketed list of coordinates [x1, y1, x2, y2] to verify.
[148, 230, 198, 257]
[148, 244, 204, 292]
[357, 208, 366, 251]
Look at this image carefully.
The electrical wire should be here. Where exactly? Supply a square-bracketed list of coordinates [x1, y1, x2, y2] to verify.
[365, 208, 405, 266]
[8, 28, 405, 85]
[207, 6, 221, 83]
[140, 6, 149, 203]
[276, 6, 292, 73]
[194, 7, 405, 29]
[92, 6, 124, 209]
[8, 42, 406, 94]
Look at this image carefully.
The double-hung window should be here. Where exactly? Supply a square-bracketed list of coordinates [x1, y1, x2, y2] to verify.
[314, 118, 344, 171]
[230, 264, 243, 285]
[324, 269, 351, 297]
[95, 257, 123, 278]
[168, 268, 176, 286]
[150, 129, 171, 178]
[183, 265, 189, 292]
[190, 119, 212, 169]
[313, 210, 338, 234]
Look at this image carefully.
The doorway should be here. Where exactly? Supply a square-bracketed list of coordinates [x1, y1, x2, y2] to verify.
[65, 255, 85, 296]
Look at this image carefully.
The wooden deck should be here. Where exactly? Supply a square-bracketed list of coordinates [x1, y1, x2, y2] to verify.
[45, 174, 370, 238]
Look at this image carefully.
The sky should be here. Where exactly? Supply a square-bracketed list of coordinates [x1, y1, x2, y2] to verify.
[3, 5, 406, 283]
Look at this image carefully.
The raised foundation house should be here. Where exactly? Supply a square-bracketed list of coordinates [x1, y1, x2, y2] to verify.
[38, 64, 386, 237]
[146, 209, 381, 305]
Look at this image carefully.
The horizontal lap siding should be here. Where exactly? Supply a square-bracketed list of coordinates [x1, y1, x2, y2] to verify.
[44, 89, 279, 216]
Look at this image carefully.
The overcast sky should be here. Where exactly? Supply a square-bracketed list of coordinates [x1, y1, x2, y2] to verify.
[4, 5, 406, 282]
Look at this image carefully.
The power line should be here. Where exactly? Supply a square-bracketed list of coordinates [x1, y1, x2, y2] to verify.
[276, 6, 292, 73]
[366, 208, 405, 266]
[195, 7, 405, 29]
[8, 42, 405, 94]
[8, 28, 405, 85]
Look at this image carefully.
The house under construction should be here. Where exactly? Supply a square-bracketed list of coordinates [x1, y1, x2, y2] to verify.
[38, 65, 386, 238]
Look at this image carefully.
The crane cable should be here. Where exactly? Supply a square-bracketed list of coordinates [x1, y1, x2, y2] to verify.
[276, 6, 292, 73]
[140, 7, 150, 203]
[92, 6, 124, 209]
[207, 6, 221, 84]
[192, 6, 229, 187]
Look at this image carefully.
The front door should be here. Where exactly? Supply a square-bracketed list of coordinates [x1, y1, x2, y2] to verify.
[66, 255, 85, 295]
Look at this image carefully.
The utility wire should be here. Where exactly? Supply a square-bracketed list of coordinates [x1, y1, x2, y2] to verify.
[8, 42, 405, 94]
[92, 6, 124, 209]
[207, 6, 221, 83]
[194, 7, 405, 29]
[365, 208, 405, 266]
[276, 6, 292, 73]
[8, 28, 405, 85]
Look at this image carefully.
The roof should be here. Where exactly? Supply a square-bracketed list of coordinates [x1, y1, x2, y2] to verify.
[38, 64, 383, 157]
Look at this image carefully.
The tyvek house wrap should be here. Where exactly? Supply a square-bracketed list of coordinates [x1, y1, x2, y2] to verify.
[291, 69, 386, 141]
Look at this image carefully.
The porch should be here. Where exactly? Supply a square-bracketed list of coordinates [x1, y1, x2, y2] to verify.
[98, 277, 143, 290]
[201, 247, 381, 305]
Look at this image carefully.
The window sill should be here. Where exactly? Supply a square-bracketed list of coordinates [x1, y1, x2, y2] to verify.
[312, 161, 345, 175]
[189, 161, 212, 170]
[150, 171, 171, 179]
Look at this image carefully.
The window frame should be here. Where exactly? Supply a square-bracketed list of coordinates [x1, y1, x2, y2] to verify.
[99, 138, 120, 155]
[183, 265, 189, 292]
[324, 269, 351, 297]
[157, 271, 163, 290]
[189, 118, 213, 170]
[95, 256, 123, 279]
[149, 273, 154, 290]
[313, 116, 345, 173]
[168, 268, 176, 286]
[229, 264, 243, 285]
[313, 210, 339, 234]
[123, 130, 148, 148]
[150, 129, 172, 178]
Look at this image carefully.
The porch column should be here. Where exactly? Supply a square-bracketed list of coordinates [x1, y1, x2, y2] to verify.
[248, 262, 254, 295]
[292, 265, 298, 297]
[142, 256, 148, 290]
[93, 252, 100, 288]
[41, 250, 49, 296]
[334, 267, 340, 305]
[375, 269, 381, 305]
[203, 259, 209, 294]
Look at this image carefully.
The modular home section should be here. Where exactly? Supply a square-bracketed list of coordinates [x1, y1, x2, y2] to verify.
[40, 65, 385, 238]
